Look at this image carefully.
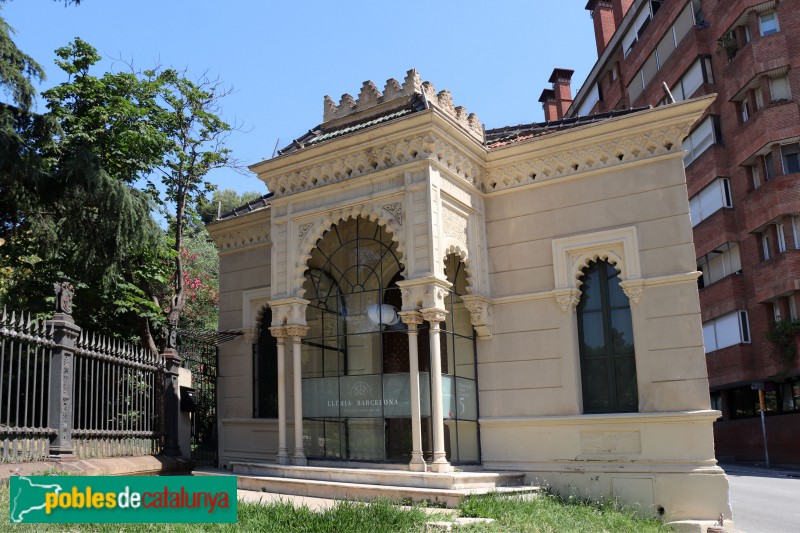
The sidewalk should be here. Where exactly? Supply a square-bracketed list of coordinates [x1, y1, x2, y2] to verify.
[720, 462, 800, 478]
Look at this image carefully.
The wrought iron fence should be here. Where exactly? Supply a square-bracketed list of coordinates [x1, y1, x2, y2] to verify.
[0, 280, 175, 463]
[0, 309, 56, 462]
[178, 333, 218, 466]
[72, 332, 165, 459]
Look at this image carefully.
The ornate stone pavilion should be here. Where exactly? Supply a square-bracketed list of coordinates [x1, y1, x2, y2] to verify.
[209, 70, 731, 525]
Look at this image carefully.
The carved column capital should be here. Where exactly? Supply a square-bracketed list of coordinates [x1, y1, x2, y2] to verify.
[269, 326, 288, 344]
[461, 295, 493, 338]
[421, 308, 448, 326]
[398, 311, 424, 331]
[285, 325, 310, 339]
[553, 288, 581, 313]
[619, 280, 644, 304]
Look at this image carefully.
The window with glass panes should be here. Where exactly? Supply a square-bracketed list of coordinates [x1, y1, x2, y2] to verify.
[577, 260, 638, 413]
[254, 307, 279, 418]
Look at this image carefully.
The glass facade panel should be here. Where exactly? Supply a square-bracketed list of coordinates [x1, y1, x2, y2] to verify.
[299, 218, 478, 463]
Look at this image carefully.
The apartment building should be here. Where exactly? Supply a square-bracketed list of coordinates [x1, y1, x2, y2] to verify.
[560, 0, 800, 464]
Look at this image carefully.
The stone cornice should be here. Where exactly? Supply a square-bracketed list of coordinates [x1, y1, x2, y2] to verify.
[482, 95, 716, 194]
[257, 114, 485, 200]
[207, 208, 271, 254]
[478, 410, 722, 427]
[250, 95, 715, 201]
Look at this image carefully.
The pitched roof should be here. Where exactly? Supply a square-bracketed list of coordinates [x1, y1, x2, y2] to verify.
[485, 106, 651, 149]
[216, 193, 273, 222]
[277, 94, 428, 156]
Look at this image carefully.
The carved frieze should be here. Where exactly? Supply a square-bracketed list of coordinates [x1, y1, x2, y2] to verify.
[483, 125, 689, 193]
[266, 133, 482, 198]
[213, 226, 270, 253]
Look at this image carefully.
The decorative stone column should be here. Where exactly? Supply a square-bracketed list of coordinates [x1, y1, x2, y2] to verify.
[47, 279, 80, 461]
[269, 326, 290, 464]
[421, 308, 452, 473]
[399, 311, 426, 472]
[286, 324, 309, 466]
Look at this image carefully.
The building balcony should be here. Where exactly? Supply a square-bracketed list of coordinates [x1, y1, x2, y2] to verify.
[733, 102, 800, 167]
[686, 145, 730, 195]
[692, 208, 739, 258]
[743, 171, 800, 232]
[721, 33, 790, 102]
[699, 274, 747, 323]
[751, 249, 800, 304]
[706, 343, 754, 388]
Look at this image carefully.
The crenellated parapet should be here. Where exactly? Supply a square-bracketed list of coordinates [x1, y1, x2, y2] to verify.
[322, 69, 483, 143]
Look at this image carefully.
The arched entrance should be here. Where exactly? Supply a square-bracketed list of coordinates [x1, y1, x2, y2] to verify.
[299, 217, 479, 464]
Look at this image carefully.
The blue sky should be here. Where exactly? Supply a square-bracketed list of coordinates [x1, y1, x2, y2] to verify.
[4, 0, 598, 196]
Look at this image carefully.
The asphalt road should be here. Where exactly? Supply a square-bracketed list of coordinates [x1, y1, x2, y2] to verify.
[725, 464, 800, 533]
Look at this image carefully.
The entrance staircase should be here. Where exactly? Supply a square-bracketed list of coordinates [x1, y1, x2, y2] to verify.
[195, 462, 537, 507]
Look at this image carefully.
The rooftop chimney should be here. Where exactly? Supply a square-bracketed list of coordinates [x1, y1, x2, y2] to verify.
[538, 89, 559, 122]
[611, 0, 635, 27]
[549, 68, 574, 120]
[586, 0, 616, 56]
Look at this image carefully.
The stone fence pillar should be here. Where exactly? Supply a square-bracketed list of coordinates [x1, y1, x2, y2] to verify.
[47, 280, 80, 461]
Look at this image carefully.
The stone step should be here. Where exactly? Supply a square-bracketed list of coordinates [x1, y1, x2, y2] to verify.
[229, 462, 526, 490]
[195, 469, 538, 508]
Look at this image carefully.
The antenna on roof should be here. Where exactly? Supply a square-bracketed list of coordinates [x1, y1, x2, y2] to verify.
[271, 138, 280, 158]
[662, 82, 676, 104]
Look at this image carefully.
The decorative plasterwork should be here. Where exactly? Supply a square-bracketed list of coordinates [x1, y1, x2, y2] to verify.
[482, 125, 688, 193]
[398, 311, 424, 330]
[294, 203, 406, 296]
[461, 295, 493, 337]
[242, 287, 272, 343]
[298, 222, 314, 243]
[553, 288, 582, 313]
[266, 133, 481, 198]
[382, 202, 403, 225]
[421, 308, 448, 325]
[619, 280, 644, 304]
[268, 298, 309, 326]
[442, 208, 468, 251]
[397, 277, 451, 313]
[552, 226, 643, 306]
[213, 225, 270, 253]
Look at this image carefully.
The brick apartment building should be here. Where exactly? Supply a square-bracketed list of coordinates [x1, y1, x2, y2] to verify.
[553, 0, 800, 464]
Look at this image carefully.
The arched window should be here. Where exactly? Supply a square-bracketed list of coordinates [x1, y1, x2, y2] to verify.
[253, 307, 278, 418]
[577, 260, 638, 413]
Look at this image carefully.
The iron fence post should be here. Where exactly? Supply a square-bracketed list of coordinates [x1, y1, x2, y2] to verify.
[47, 279, 80, 461]
[162, 324, 183, 456]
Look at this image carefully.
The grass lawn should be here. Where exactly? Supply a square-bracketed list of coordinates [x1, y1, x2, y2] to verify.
[0, 476, 668, 532]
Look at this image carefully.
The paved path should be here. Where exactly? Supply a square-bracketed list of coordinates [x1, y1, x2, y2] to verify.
[723, 464, 800, 533]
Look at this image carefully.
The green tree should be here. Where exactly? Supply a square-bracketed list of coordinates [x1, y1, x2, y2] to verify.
[1, 4, 240, 347]
[148, 70, 240, 345]
[1, 38, 167, 339]
[196, 188, 262, 226]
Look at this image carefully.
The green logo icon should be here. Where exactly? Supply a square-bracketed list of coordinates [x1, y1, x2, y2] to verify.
[10, 476, 237, 523]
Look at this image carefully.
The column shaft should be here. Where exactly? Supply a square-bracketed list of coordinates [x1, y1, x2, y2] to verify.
[400, 312, 426, 471]
[286, 325, 309, 466]
[270, 327, 289, 464]
[423, 309, 452, 472]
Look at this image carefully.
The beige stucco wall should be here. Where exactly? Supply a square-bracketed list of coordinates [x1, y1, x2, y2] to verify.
[476, 151, 728, 523]
[209, 94, 731, 523]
